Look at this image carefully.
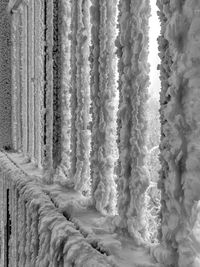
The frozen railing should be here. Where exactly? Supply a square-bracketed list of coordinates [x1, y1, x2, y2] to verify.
[0, 152, 116, 267]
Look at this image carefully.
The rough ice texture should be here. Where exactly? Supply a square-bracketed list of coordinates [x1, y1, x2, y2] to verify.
[54, 0, 72, 181]
[20, 5, 28, 155]
[27, 0, 35, 161]
[10, 0, 44, 167]
[115, 0, 150, 244]
[34, 0, 44, 168]
[0, 0, 12, 149]
[73, 0, 91, 194]
[70, 0, 78, 176]
[43, 0, 54, 173]
[150, 0, 200, 266]
[52, 0, 62, 169]
[0, 152, 116, 267]
[90, 0, 118, 215]
[11, 12, 19, 151]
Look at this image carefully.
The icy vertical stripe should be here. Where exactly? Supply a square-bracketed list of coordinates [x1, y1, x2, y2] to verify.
[11, 13, 18, 150]
[0, 0, 12, 148]
[90, 0, 118, 215]
[90, 0, 101, 209]
[20, 6, 28, 156]
[28, 0, 35, 161]
[73, 0, 91, 194]
[52, 0, 62, 169]
[154, 1, 200, 266]
[16, 14, 22, 151]
[59, 0, 72, 177]
[70, 0, 78, 176]
[45, 0, 54, 171]
[152, 0, 176, 264]
[116, 0, 150, 243]
[34, 0, 44, 168]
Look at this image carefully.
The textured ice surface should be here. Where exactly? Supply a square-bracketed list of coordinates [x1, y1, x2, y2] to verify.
[115, 0, 150, 245]
[90, 0, 118, 215]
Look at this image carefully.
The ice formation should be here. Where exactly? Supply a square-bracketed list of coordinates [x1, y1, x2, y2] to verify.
[115, 0, 150, 244]
[151, 0, 200, 266]
[73, 0, 91, 194]
[57, 0, 71, 179]
[90, 0, 118, 215]
[2, 0, 200, 266]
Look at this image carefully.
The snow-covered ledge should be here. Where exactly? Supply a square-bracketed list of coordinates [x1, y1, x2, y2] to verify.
[0, 151, 159, 267]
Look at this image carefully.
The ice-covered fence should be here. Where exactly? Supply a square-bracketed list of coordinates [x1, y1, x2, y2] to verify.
[11, 0, 44, 167]
[0, 152, 115, 267]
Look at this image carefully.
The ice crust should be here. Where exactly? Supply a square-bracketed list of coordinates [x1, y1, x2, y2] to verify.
[151, 0, 200, 266]
[115, 0, 150, 245]
[90, 0, 118, 215]
[2, 0, 200, 266]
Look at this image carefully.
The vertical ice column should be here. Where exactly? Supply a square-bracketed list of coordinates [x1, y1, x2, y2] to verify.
[52, 0, 62, 169]
[70, 0, 78, 176]
[11, 12, 19, 151]
[153, 0, 200, 266]
[90, 0, 118, 215]
[58, 0, 72, 177]
[19, 5, 28, 156]
[44, 0, 54, 172]
[0, 0, 11, 149]
[73, 0, 91, 194]
[28, 0, 35, 161]
[34, 0, 44, 168]
[116, 0, 150, 244]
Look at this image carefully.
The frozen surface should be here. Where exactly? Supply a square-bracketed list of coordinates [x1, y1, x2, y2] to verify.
[115, 0, 150, 245]
[1, 152, 160, 267]
[90, 0, 118, 215]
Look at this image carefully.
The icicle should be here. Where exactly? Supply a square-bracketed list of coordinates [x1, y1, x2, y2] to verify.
[34, 0, 44, 168]
[116, 0, 150, 244]
[90, 0, 118, 215]
[73, 0, 91, 194]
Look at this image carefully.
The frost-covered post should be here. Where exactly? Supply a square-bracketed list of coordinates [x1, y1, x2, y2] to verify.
[152, 1, 200, 266]
[28, 0, 35, 161]
[115, 0, 150, 244]
[73, 0, 91, 193]
[11, 11, 20, 151]
[90, 0, 118, 215]
[69, 0, 91, 192]
[20, 5, 28, 156]
[44, 0, 54, 173]
[54, 0, 72, 179]
[70, 0, 78, 176]
[34, 0, 44, 168]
